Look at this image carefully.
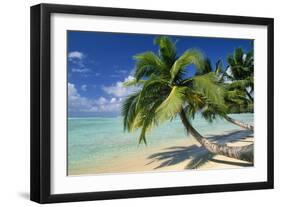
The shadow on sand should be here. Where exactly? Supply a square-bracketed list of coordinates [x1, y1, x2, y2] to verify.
[147, 130, 254, 170]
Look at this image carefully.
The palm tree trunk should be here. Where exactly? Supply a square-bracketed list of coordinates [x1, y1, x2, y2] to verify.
[179, 109, 253, 163]
[224, 115, 254, 131]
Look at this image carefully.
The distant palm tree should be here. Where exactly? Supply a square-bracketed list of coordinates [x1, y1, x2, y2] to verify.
[122, 36, 253, 162]
[197, 58, 254, 131]
[226, 48, 254, 102]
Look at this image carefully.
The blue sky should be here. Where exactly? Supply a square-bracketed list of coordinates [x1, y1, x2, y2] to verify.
[67, 31, 253, 117]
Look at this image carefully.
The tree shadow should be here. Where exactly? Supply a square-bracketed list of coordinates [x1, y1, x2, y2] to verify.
[210, 158, 253, 167]
[147, 130, 253, 170]
[206, 130, 253, 144]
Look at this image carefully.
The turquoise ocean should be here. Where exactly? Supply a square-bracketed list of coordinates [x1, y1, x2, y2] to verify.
[68, 113, 253, 174]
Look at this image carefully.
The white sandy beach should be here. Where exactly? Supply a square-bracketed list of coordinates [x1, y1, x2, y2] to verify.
[69, 129, 253, 175]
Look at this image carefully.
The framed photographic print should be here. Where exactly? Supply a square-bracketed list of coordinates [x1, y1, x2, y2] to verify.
[30, 3, 274, 203]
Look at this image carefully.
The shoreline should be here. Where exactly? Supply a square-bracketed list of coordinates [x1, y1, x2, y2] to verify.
[68, 129, 254, 176]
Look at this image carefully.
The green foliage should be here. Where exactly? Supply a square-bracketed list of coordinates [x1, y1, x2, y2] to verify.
[227, 77, 253, 91]
[136, 101, 163, 144]
[122, 35, 254, 145]
[154, 36, 177, 66]
[227, 48, 254, 81]
[227, 103, 254, 114]
[155, 86, 188, 122]
[122, 76, 170, 144]
[123, 79, 146, 87]
[133, 52, 166, 81]
[191, 72, 225, 106]
[122, 91, 141, 132]
[197, 49, 254, 115]
[226, 47, 254, 104]
[196, 58, 212, 75]
[170, 49, 204, 83]
[215, 60, 223, 75]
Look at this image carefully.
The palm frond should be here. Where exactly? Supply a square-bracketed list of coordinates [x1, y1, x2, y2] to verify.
[227, 48, 254, 81]
[200, 103, 227, 122]
[137, 100, 163, 145]
[234, 48, 244, 64]
[170, 49, 204, 83]
[197, 58, 212, 75]
[136, 76, 169, 109]
[227, 55, 235, 67]
[191, 72, 225, 106]
[225, 90, 248, 103]
[215, 60, 222, 75]
[184, 92, 206, 119]
[123, 79, 146, 87]
[155, 86, 188, 122]
[154, 36, 177, 66]
[122, 91, 141, 132]
[226, 77, 253, 91]
[244, 50, 253, 65]
[133, 52, 166, 81]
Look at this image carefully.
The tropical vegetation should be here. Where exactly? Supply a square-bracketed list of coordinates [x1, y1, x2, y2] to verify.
[122, 36, 254, 163]
[198, 57, 254, 130]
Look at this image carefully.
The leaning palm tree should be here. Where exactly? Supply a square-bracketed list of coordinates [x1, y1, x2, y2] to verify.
[122, 36, 253, 162]
[197, 58, 254, 131]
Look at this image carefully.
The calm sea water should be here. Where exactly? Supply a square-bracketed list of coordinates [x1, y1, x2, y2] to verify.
[68, 113, 253, 174]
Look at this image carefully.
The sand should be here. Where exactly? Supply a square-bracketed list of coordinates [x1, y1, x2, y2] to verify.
[69, 129, 254, 176]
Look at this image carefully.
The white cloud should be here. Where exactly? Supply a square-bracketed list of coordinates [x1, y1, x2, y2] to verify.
[102, 75, 138, 98]
[68, 75, 140, 115]
[68, 51, 84, 60]
[124, 75, 135, 82]
[96, 97, 107, 105]
[89, 106, 98, 112]
[110, 97, 117, 103]
[68, 83, 92, 112]
[72, 68, 90, 73]
[93, 96, 122, 113]
[68, 82, 78, 97]
[81, 84, 87, 91]
[102, 82, 128, 97]
[68, 51, 92, 74]
[68, 83, 124, 114]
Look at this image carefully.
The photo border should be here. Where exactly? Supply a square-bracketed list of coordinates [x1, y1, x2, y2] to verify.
[30, 3, 274, 203]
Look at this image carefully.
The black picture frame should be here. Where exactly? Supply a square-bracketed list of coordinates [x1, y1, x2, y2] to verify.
[30, 3, 274, 204]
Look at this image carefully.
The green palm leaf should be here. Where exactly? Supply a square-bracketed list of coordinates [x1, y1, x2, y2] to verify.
[155, 86, 188, 122]
[191, 72, 225, 106]
[122, 91, 141, 132]
[154, 36, 177, 66]
[135, 76, 169, 109]
[215, 60, 222, 75]
[137, 101, 163, 144]
[123, 79, 146, 87]
[234, 48, 244, 64]
[133, 52, 166, 81]
[197, 58, 212, 75]
[227, 77, 253, 90]
[170, 49, 204, 83]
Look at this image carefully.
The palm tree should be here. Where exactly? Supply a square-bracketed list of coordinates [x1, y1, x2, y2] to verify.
[197, 58, 254, 131]
[122, 36, 253, 162]
[226, 48, 254, 102]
